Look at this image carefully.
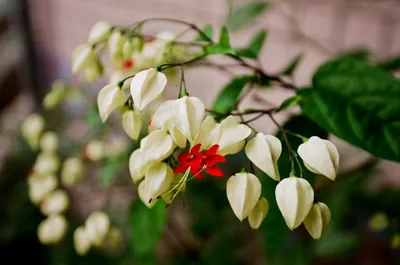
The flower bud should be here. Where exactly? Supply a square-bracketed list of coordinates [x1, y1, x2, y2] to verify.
[85, 140, 105, 161]
[88, 21, 112, 44]
[61, 157, 84, 187]
[132, 37, 144, 52]
[303, 202, 331, 239]
[33, 153, 60, 175]
[122, 40, 133, 59]
[141, 129, 175, 164]
[167, 120, 187, 149]
[226, 172, 262, 221]
[392, 234, 400, 249]
[37, 215, 67, 244]
[97, 84, 126, 122]
[74, 226, 91, 255]
[105, 137, 129, 158]
[148, 100, 175, 131]
[298, 136, 339, 181]
[275, 177, 314, 230]
[217, 116, 251, 155]
[130, 68, 167, 111]
[245, 133, 281, 181]
[43, 80, 66, 109]
[72, 44, 96, 73]
[83, 61, 104, 83]
[248, 197, 269, 229]
[108, 30, 124, 59]
[122, 109, 142, 140]
[85, 211, 110, 247]
[21, 114, 45, 150]
[28, 174, 58, 205]
[142, 162, 173, 203]
[39, 131, 58, 154]
[129, 149, 147, 183]
[40, 190, 69, 216]
[173, 96, 205, 142]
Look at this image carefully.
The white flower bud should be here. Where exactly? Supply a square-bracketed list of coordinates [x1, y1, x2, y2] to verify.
[173, 96, 205, 142]
[122, 40, 133, 59]
[298, 136, 339, 181]
[43, 80, 66, 109]
[74, 226, 91, 255]
[245, 133, 281, 181]
[97, 84, 126, 122]
[122, 109, 142, 140]
[138, 181, 157, 208]
[226, 172, 262, 221]
[192, 116, 221, 150]
[82, 61, 104, 83]
[130, 68, 167, 111]
[33, 153, 60, 175]
[141, 129, 175, 163]
[142, 162, 173, 203]
[72, 44, 96, 73]
[85, 140, 105, 161]
[248, 197, 269, 229]
[88, 21, 112, 44]
[217, 116, 251, 155]
[39, 131, 58, 154]
[21, 114, 45, 150]
[37, 215, 67, 244]
[40, 190, 69, 216]
[129, 149, 147, 183]
[61, 157, 84, 187]
[28, 174, 58, 205]
[303, 202, 331, 240]
[275, 177, 314, 230]
[108, 30, 124, 59]
[167, 120, 187, 149]
[85, 211, 110, 247]
[104, 137, 129, 158]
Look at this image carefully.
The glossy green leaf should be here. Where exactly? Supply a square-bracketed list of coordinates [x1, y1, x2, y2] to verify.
[195, 24, 213, 41]
[204, 45, 235, 55]
[129, 200, 167, 259]
[226, 2, 270, 31]
[377, 55, 400, 71]
[299, 58, 400, 161]
[235, 30, 267, 59]
[212, 75, 255, 113]
[281, 54, 303, 76]
[275, 95, 302, 113]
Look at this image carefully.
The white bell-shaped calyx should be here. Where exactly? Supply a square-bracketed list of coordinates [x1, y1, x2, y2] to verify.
[85, 211, 110, 247]
[129, 149, 147, 183]
[303, 202, 331, 240]
[122, 109, 142, 140]
[297, 136, 339, 181]
[226, 172, 262, 221]
[217, 116, 251, 155]
[88, 21, 112, 44]
[40, 189, 69, 216]
[245, 133, 281, 181]
[21, 113, 45, 150]
[40, 131, 58, 154]
[248, 197, 269, 229]
[37, 215, 68, 244]
[97, 84, 126, 122]
[173, 96, 205, 142]
[142, 162, 173, 203]
[275, 177, 314, 230]
[192, 116, 221, 150]
[74, 226, 92, 255]
[72, 44, 96, 73]
[61, 157, 84, 187]
[140, 129, 175, 164]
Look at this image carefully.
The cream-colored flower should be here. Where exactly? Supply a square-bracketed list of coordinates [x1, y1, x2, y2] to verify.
[33, 153, 60, 175]
[97, 84, 126, 122]
[245, 133, 281, 181]
[72, 44, 96, 73]
[61, 157, 84, 187]
[192, 116, 221, 150]
[28, 174, 58, 205]
[122, 109, 142, 140]
[303, 202, 331, 240]
[140, 162, 173, 205]
[248, 197, 269, 229]
[82, 61, 104, 83]
[43, 80, 66, 109]
[129, 149, 147, 183]
[40, 190, 69, 216]
[298, 136, 339, 181]
[85, 140, 105, 161]
[85, 211, 110, 247]
[226, 172, 262, 221]
[88, 21, 112, 44]
[140, 129, 175, 164]
[39, 131, 58, 154]
[122, 39, 133, 59]
[130, 68, 167, 111]
[108, 30, 124, 62]
[37, 215, 67, 244]
[216, 116, 251, 155]
[138, 181, 157, 208]
[21, 113, 45, 150]
[173, 96, 205, 142]
[74, 226, 91, 255]
[275, 177, 314, 230]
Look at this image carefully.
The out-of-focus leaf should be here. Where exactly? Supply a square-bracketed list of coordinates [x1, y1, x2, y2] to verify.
[314, 228, 359, 257]
[281, 54, 303, 76]
[337, 48, 372, 62]
[275, 95, 302, 113]
[376, 55, 400, 71]
[219, 26, 231, 48]
[99, 158, 120, 186]
[204, 45, 235, 55]
[195, 24, 213, 41]
[299, 58, 400, 161]
[212, 75, 255, 113]
[129, 200, 167, 260]
[226, 2, 270, 31]
[235, 30, 267, 59]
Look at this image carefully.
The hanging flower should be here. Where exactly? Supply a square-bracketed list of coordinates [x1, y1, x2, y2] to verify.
[248, 197, 269, 229]
[33, 153, 60, 175]
[82, 61, 104, 83]
[303, 202, 331, 240]
[173, 96, 205, 142]
[21, 113, 45, 150]
[28, 174, 58, 205]
[122, 109, 142, 140]
[85, 211, 110, 247]
[61, 157, 84, 187]
[97, 84, 126, 122]
[39, 131, 59, 154]
[74, 226, 92, 255]
[88, 21, 112, 44]
[85, 140, 105, 161]
[43, 80, 67, 109]
[40, 189, 69, 216]
[72, 44, 96, 73]
[37, 215, 68, 244]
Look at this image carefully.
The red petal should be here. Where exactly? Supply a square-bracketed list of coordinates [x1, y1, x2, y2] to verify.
[194, 172, 205, 180]
[205, 155, 226, 167]
[206, 166, 224, 177]
[190, 166, 202, 176]
[174, 164, 188, 174]
[205, 144, 219, 156]
[190, 144, 202, 155]
[178, 152, 189, 163]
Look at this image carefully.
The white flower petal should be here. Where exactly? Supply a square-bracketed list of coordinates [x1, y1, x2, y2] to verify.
[144, 162, 173, 201]
[72, 44, 95, 73]
[168, 121, 187, 148]
[85, 211, 110, 247]
[122, 110, 142, 140]
[148, 100, 176, 131]
[217, 116, 251, 155]
[248, 197, 269, 229]
[97, 84, 126, 122]
[40, 131, 58, 153]
[40, 190, 69, 216]
[318, 202, 331, 230]
[74, 226, 92, 255]
[174, 96, 205, 142]
[192, 116, 221, 150]
[21, 114, 45, 150]
[37, 215, 67, 245]
[304, 203, 323, 239]
[88, 21, 111, 44]
[129, 149, 147, 183]
[141, 129, 175, 163]
[138, 181, 158, 208]
[61, 157, 84, 187]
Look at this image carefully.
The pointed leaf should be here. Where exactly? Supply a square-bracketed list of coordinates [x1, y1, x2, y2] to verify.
[235, 30, 267, 59]
[195, 24, 214, 41]
[281, 54, 302, 76]
[219, 26, 231, 48]
[226, 2, 270, 31]
[275, 95, 302, 113]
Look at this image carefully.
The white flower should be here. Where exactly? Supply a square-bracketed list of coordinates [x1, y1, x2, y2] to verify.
[173, 96, 205, 142]
[122, 109, 142, 140]
[85, 211, 110, 247]
[275, 177, 314, 230]
[304, 202, 331, 240]
[298, 136, 339, 181]
[140, 129, 175, 164]
[129, 149, 147, 183]
[74, 226, 91, 255]
[21, 114, 45, 150]
[82, 61, 103, 83]
[245, 133, 281, 181]
[226, 172, 262, 221]
[39, 131, 58, 154]
[85, 140, 105, 161]
[108, 30, 124, 63]
[130, 68, 167, 111]
[109, 64, 138, 90]
[138, 181, 157, 208]
[122, 39, 133, 59]
[105, 137, 129, 158]
[40, 189, 69, 216]
[248, 197, 269, 229]
[33, 153, 60, 175]
[72, 44, 96, 73]
[141, 162, 173, 205]
[37, 215, 67, 244]
[217, 116, 251, 155]
[43, 80, 66, 109]
[28, 174, 58, 205]
[97, 84, 126, 122]
[167, 120, 187, 148]
[88, 21, 112, 44]
[61, 157, 84, 187]
[192, 116, 221, 150]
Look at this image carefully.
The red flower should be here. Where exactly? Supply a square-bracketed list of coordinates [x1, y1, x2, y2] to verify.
[173, 144, 226, 180]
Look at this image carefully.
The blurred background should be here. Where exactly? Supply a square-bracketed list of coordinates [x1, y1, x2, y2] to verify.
[1, 0, 400, 264]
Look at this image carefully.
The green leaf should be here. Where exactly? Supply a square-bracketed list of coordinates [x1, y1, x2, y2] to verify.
[281, 54, 303, 76]
[226, 2, 270, 31]
[235, 30, 267, 59]
[99, 159, 119, 186]
[129, 200, 167, 260]
[212, 75, 255, 113]
[204, 45, 235, 55]
[337, 48, 372, 62]
[275, 95, 302, 113]
[299, 58, 400, 161]
[219, 26, 231, 48]
[195, 24, 213, 41]
[376, 55, 400, 71]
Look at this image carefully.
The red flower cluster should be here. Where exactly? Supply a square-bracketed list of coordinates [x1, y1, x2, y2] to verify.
[174, 144, 226, 180]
